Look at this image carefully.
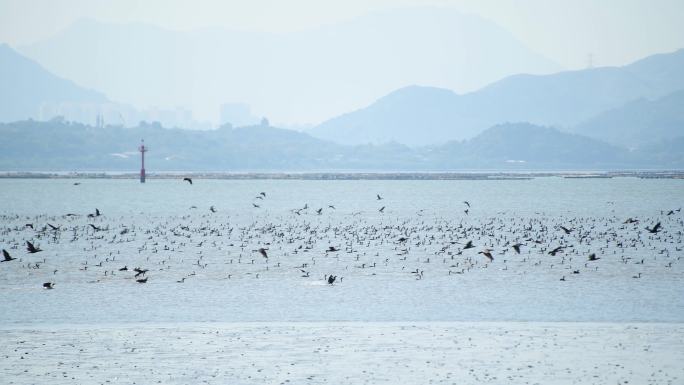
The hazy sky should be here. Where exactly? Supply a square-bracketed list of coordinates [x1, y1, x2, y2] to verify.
[1, 0, 683, 70]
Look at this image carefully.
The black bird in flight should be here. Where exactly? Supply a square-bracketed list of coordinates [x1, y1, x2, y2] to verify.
[43, 282, 54, 289]
[478, 249, 494, 262]
[258, 248, 268, 259]
[588, 253, 600, 261]
[136, 277, 148, 283]
[210, 206, 217, 213]
[645, 222, 662, 234]
[183, 177, 193, 184]
[253, 203, 260, 208]
[463, 240, 475, 250]
[326, 246, 339, 252]
[47, 223, 60, 231]
[624, 218, 639, 224]
[316, 208, 323, 215]
[559, 226, 573, 234]
[548, 246, 564, 256]
[378, 206, 385, 213]
[512, 243, 523, 254]
[260, 192, 266, 197]
[463, 201, 470, 207]
[377, 194, 383, 200]
[327, 275, 337, 285]
[89, 224, 101, 231]
[2, 249, 16, 262]
[26, 241, 42, 253]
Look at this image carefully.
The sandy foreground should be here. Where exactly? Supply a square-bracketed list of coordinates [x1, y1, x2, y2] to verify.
[1, 322, 682, 385]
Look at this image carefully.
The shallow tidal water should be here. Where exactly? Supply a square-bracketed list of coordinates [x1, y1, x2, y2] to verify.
[1, 177, 682, 324]
[1, 177, 683, 384]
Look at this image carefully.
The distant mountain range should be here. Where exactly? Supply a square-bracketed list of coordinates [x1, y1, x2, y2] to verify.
[310, 49, 684, 146]
[0, 43, 108, 123]
[1, 34, 683, 170]
[0, 120, 680, 171]
[571, 90, 684, 149]
[17, 9, 560, 124]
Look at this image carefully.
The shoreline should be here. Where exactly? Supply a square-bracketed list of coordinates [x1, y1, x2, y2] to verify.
[1, 170, 684, 180]
[1, 320, 683, 331]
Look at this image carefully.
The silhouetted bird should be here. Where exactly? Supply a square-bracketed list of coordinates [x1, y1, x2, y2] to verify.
[2, 249, 16, 262]
[646, 222, 662, 234]
[478, 249, 494, 262]
[327, 275, 337, 285]
[210, 206, 217, 213]
[260, 192, 266, 197]
[136, 277, 148, 283]
[26, 241, 42, 253]
[47, 223, 59, 231]
[183, 177, 193, 184]
[258, 248, 268, 259]
[588, 253, 599, 261]
[463, 240, 475, 250]
[379, 206, 385, 213]
[119, 266, 128, 271]
[377, 194, 383, 200]
[560, 226, 573, 234]
[463, 201, 470, 207]
[43, 282, 54, 289]
[512, 243, 522, 254]
[624, 218, 639, 224]
[327, 246, 339, 252]
[548, 246, 564, 256]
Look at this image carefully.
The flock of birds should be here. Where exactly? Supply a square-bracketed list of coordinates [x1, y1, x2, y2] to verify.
[1, 179, 683, 293]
